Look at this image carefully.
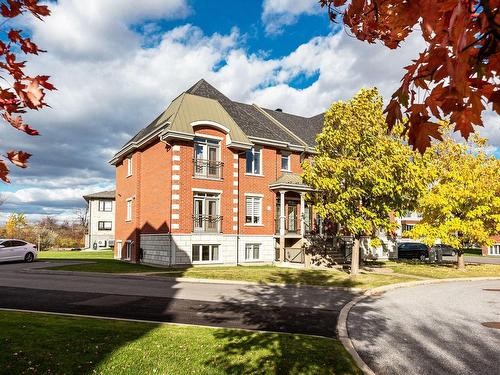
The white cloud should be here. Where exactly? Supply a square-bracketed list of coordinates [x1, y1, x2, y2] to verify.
[261, 0, 322, 35]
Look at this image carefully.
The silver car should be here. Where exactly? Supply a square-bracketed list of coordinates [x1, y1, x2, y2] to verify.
[0, 239, 38, 263]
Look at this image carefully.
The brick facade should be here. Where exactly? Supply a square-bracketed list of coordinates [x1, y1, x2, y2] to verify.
[114, 125, 307, 265]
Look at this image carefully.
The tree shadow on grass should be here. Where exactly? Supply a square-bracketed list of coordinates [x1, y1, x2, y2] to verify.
[196, 271, 362, 374]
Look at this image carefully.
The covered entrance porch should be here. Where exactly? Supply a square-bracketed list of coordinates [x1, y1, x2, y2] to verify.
[270, 173, 314, 265]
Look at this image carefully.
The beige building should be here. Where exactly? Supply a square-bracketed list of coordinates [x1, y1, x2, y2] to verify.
[83, 190, 115, 249]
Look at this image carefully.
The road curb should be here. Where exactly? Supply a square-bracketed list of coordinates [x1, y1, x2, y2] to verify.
[21, 267, 363, 292]
[336, 276, 500, 375]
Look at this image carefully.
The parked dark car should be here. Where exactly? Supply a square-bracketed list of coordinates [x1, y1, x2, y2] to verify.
[431, 244, 457, 257]
[397, 242, 430, 261]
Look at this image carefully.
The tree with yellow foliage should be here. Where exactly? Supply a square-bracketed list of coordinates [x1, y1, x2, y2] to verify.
[5, 213, 28, 238]
[408, 132, 500, 270]
[302, 88, 427, 275]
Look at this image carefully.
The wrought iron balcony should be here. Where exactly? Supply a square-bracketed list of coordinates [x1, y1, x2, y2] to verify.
[193, 215, 223, 233]
[193, 159, 223, 179]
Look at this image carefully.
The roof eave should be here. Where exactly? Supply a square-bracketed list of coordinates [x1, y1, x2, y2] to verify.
[109, 123, 169, 165]
[269, 183, 314, 192]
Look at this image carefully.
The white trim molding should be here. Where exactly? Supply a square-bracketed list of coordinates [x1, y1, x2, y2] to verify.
[191, 120, 230, 134]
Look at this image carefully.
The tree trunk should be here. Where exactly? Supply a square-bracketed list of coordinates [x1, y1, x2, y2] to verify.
[457, 251, 465, 270]
[351, 237, 360, 276]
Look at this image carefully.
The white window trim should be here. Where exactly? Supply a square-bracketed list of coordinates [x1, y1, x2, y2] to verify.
[244, 243, 261, 261]
[489, 243, 500, 256]
[281, 152, 291, 172]
[127, 155, 133, 177]
[245, 195, 262, 226]
[124, 240, 132, 260]
[245, 147, 263, 176]
[98, 200, 113, 212]
[126, 198, 133, 222]
[98, 221, 113, 231]
[191, 244, 221, 263]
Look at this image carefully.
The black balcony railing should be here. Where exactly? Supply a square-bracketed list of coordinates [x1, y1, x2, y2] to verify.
[193, 159, 223, 179]
[193, 215, 223, 233]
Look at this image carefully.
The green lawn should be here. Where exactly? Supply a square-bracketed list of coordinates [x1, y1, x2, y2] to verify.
[156, 266, 415, 289]
[0, 311, 361, 375]
[39, 249, 115, 259]
[38, 250, 165, 273]
[38, 251, 414, 289]
[368, 260, 500, 279]
[37, 250, 499, 289]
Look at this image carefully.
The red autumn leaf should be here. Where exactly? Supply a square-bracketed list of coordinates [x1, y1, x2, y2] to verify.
[450, 108, 483, 139]
[0, 1, 53, 183]
[2, 112, 39, 135]
[407, 121, 443, 154]
[36, 75, 56, 91]
[25, 78, 45, 108]
[6, 150, 31, 168]
[0, 160, 9, 182]
[1, 0, 21, 18]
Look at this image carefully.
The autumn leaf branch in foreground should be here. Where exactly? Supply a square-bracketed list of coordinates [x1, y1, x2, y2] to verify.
[0, 0, 55, 182]
[321, 0, 499, 153]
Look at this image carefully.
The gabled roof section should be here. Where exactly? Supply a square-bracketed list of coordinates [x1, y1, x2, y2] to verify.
[160, 93, 251, 147]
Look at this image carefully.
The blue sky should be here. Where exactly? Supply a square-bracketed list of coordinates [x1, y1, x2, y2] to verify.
[0, 0, 498, 223]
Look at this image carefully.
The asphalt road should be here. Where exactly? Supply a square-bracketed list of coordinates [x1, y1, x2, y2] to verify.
[348, 280, 500, 375]
[0, 261, 357, 337]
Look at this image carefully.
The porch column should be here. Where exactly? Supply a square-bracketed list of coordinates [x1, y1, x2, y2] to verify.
[301, 192, 312, 268]
[300, 192, 305, 237]
[279, 190, 286, 262]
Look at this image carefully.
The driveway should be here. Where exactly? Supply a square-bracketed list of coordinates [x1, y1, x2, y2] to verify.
[348, 280, 500, 375]
[0, 261, 358, 337]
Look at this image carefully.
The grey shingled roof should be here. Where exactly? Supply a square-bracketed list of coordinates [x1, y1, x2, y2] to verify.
[263, 108, 324, 147]
[83, 190, 115, 201]
[186, 80, 303, 145]
[117, 79, 325, 159]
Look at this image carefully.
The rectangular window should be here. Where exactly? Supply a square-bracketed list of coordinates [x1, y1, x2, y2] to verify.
[193, 192, 221, 232]
[402, 223, 414, 232]
[194, 137, 221, 179]
[98, 221, 112, 231]
[126, 199, 132, 221]
[127, 155, 133, 176]
[245, 243, 260, 260]
[98, 200, 112, 212]
[489, 244, 500, 256]
[281, 153, 290, 171]
[245, 196, 262, 224]
[245, 147, 262, 175]
[192, 244, 219, 262]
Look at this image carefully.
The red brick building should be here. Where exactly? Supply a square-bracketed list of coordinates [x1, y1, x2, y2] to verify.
[483, 235, 500, 256]
[110, 79, 323, 266]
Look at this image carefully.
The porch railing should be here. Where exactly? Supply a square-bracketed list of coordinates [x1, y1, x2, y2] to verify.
[193, 159, 223, 179]
[193, 215, 223, 233]
[275, 218, 301, 235]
